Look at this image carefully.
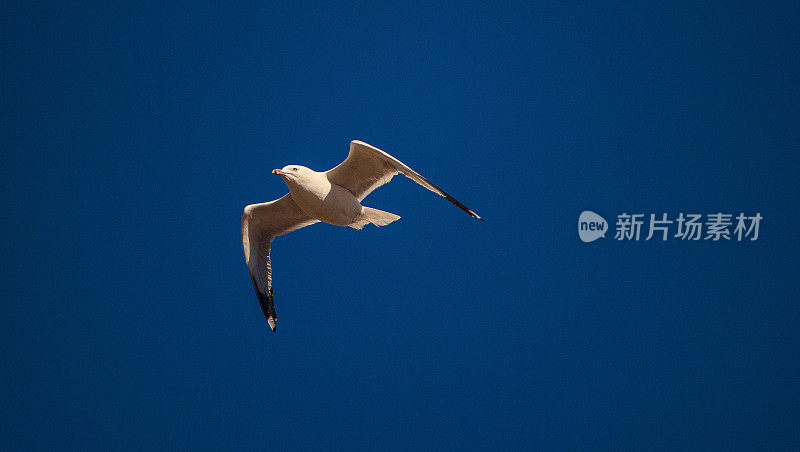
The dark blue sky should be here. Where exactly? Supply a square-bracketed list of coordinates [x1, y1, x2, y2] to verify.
[2, 1, 800, 449]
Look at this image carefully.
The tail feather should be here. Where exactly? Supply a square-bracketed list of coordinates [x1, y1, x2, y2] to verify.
[349, 207, 401, 230]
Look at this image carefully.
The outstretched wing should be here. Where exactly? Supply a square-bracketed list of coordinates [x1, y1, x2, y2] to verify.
[326, 140, 484, 221]
[242, 194, 318, 332]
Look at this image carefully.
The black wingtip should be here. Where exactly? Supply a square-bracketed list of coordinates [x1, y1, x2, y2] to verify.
[441, 192, 484, 223]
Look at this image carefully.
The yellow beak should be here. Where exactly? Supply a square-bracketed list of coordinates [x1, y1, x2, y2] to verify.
[272, 169, 286, 175]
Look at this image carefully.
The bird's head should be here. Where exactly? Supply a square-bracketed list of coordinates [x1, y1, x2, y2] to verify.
[272, 165, 315, 186]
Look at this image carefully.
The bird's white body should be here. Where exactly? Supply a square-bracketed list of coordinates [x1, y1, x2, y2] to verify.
[278, 166, 362, 227]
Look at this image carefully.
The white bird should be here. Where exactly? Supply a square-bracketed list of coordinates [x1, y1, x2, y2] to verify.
[241, 140, 484, 332]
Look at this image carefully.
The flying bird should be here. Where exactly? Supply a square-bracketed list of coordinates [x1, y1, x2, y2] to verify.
[241, 140, 484, 332]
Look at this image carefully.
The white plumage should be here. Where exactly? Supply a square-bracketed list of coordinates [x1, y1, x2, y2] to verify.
[242, 140, 483, 332]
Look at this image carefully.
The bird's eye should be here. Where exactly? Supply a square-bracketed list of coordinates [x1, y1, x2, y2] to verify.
[292, 167, 298, 172]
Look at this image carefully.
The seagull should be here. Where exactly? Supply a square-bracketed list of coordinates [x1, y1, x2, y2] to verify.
[241, 140, 484, 332]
